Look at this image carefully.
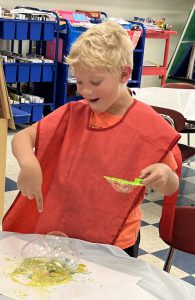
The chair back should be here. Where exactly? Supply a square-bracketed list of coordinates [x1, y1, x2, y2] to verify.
[151, 106, 185, 132]
[163, 82, 195, 89]
[163, 206, 195, 254]
[152, 106, 195, 162]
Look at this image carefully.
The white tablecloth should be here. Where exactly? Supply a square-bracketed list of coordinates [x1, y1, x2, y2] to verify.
[0, 232, 194, 300]
[133, 87, 195, 122]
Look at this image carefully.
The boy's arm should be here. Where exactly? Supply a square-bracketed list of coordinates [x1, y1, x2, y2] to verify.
[140, 163, 179, 196]
[12, 125, 43, 212]
[12, 125, 36, 164]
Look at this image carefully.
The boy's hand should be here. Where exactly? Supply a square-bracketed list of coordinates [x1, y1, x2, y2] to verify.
[139, 163, 179, 195]
[17, 158, 43, 212]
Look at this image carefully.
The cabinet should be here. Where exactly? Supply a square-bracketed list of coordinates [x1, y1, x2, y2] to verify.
[142, 30, 177, 86]
[54, 19, 146, 107]
[0, 7, 61, 123]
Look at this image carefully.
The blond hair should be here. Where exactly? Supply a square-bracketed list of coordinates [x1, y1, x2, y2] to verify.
[66, 21, 133, 75]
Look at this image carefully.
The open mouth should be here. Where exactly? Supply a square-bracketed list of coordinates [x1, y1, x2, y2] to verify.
[89, 98, 99, 103]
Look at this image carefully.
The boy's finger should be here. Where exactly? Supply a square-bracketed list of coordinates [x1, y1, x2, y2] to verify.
[139, 170, 151, 179]
[142, 176, 155, 186]
[35, 191, 43, 213]
[27, 193, 35, 199]
[139, 165, 155, 179]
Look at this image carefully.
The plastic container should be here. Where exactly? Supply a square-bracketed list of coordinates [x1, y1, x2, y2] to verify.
[18, 104, 32, 114]
[68, 25, 86, 49]
[31, 104, 44, 122]
[121, 23, 132, 30]
[17, 63, 30, 82]
[3, 63, 17, 83]
[42, 63, 54, 82]
[15, 20, 28, 40]
[0, 19, 16, 39]
[11, 106, 31, 124]
[28, 20, 42, 40]
[42, 21, 55, 40]
[12, 104, 32, 114]
[30, 63, 42, 82]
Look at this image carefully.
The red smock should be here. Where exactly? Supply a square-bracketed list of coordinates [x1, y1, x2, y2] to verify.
[3, 100, 181, 244]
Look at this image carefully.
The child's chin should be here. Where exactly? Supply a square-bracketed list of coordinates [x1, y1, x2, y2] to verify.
[89, 103, 102, 112]
[91, 107, 105, 113]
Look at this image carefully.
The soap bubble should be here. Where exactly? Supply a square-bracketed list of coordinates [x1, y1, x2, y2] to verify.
[21, 235, 50, 259]
[44, 231, 79, 273]
[21, 232, 79, 273]
[14, 232, 79, 286]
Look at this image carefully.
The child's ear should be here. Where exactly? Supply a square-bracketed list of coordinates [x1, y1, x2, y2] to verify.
[120, 65, 132, 83]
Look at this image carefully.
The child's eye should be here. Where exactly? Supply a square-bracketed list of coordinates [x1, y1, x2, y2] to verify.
[91, 81, 101, 86]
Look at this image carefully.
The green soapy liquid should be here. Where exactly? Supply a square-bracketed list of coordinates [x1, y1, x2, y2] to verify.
[10, 258, 87, 287]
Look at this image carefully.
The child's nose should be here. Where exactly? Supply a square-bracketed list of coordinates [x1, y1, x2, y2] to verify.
[79, 86, 93, 98]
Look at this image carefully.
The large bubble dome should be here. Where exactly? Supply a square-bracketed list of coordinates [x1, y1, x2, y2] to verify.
[10, 232, 80, 287]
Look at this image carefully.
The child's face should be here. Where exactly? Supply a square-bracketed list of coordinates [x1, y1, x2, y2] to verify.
[74, 64, 130, 114]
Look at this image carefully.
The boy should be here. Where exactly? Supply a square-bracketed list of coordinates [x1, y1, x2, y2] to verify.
[3, 22, 181, 257]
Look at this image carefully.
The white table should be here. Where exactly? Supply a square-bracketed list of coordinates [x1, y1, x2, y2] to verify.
[0, 232, 194, 300]
[133, 87, 195, 122]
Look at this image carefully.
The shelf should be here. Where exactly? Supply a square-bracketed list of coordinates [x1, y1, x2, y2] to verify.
[142, 66, 166, 76]
[142, 30, 177, 86]
[146, 30, 177, 39]
[0, 7, 61, 124]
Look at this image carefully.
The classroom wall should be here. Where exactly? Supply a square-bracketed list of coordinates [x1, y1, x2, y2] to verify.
[1, 0, 194, 87]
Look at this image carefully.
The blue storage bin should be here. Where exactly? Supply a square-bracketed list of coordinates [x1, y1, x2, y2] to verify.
[0, 19, 16, 39]
[12, 104, 32, 114]
[18, 63, 30, 82]
[42, 21, 55, 40]
[19, 104, 32, 114]
[3, 63, 17, 83]
[121, 23, 132, 30]
[12, 106, 31, 124]
[15, 20, 29, 40]
[31, 104, 44, 122]
[30, 63, 42, 82]
[28, 20, 42, 40]
[42, 63, 54, 82]
[69, 26, 86, 47]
